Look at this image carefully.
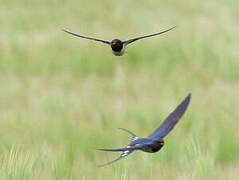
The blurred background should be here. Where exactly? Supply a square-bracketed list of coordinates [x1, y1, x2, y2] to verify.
[0, 0, 239, 179]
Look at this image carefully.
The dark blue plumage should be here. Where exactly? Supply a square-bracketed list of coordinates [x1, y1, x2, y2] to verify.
[97, 94, 191, 166]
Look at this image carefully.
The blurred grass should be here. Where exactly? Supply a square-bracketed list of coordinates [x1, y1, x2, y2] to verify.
[0, 0, 239, 179]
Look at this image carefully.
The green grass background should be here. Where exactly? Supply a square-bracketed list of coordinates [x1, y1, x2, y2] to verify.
[0, 0, 239, 179]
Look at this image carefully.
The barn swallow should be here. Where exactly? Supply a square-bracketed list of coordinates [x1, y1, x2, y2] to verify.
[62, 26, 176, 56]
[97, 93, 191, 166]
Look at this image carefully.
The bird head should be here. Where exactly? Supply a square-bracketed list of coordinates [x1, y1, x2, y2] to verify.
[110, 39, 123, 52]
[156, 139, 164, 146]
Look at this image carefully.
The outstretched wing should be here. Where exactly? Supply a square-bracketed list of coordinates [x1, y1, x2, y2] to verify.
[62, 29, 110, 44]
[148, 93, 191, 140]
[97, 150, 134, 167]
[124, 26, 176, 45]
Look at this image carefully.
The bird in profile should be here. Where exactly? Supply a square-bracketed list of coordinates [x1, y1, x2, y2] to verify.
[97, 93, 191, 166]
[62, 26, 176, 56]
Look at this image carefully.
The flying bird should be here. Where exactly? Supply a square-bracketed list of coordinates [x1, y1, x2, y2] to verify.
[62, 26, 176, 56]
[97, 93, 191, 166]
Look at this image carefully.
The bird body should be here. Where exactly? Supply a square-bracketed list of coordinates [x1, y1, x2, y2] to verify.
[63, 26, 176, 56]
[129, 138, 164, 153]
[110, 39, 125, 56]
[97, 94, 191, 166]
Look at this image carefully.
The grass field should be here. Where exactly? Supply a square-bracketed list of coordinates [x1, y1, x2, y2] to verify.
[0, 0, 239, 179]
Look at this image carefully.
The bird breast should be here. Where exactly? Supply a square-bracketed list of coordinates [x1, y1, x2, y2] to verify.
[112, 48, 125, 56]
